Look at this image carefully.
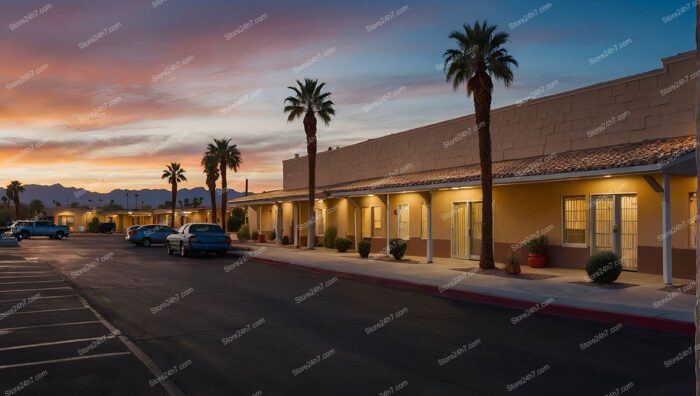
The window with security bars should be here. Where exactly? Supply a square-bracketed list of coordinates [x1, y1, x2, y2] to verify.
[397, 205, 409, 240]
[563, 196, 587, 245]
[361, 207, 371, 238]
[315, 208, 326, 235]
[690, 193, 697, 248]
[421, 204, 428, 239]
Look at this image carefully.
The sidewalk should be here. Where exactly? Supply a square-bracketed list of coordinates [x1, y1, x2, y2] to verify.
[231, 242, 696, 335]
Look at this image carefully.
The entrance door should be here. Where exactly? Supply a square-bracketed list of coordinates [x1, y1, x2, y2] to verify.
[451, 203, 468, 259]
[468, 201, 483, 260]
[591, 194, 638, 270]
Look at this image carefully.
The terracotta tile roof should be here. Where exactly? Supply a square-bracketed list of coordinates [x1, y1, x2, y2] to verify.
[231, 136, 696, 203]
[230, 188, 325, 203]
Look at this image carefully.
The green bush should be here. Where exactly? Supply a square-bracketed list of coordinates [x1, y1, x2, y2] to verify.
[251, 230, 259, 241]
[585, 251, 622, 284]
[389, 239, 408, 260]
[88, 217, 100, 233]
[282, 236, 290, 245]
[228, 208, 246, 232]
[334, 238, 352, 253]
[324, 226, 337, 248]
[237, 225, 250, 241]
[269, 230, 276, 242]
[358, 240, 371, 258]
[526, 235, 549, 254]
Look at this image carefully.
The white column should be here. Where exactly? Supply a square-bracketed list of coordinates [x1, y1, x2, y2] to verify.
[258, 205, 262, 235]
[347, 198, 358, 251]
[662, 173, 673, 286]
[276, 203, 283, 245]
[427, 194, 433, 264]
[386, 194, 391, 253]
[293, 202, 299, 247]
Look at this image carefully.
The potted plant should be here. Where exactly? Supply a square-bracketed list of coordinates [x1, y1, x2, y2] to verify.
[525, 235, 549, 268]
[504, 255, 521, 275]
[358, 240, 371, 258]
[258, 231, 266, 243]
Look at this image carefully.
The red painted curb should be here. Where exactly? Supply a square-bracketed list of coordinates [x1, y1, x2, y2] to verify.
[233, 253, 695, 336]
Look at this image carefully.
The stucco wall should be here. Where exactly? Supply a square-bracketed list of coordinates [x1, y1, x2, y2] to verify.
[283, 52, 696, 190]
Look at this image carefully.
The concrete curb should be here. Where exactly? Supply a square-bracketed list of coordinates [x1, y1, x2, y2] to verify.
[233, 253, 695, 336]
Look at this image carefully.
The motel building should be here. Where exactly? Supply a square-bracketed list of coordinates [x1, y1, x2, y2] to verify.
[230, 51, 697, 285]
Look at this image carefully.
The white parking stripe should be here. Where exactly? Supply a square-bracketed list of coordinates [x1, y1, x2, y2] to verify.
[0, 337, 108, 351]
[0, 271, 55, 275]
[0, 275, 61, 279]
[6, 307, 87, 315]
[0, 280, 64, 285]
[0, 352, 131, 370]
[0, 287, 71, 293]
[0, 320, 100, 331]
[0, 295, 77, 302]
[0, 266, 50, 269]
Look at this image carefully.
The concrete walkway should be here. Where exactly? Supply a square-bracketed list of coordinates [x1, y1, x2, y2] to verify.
[231, 242, 695, 334]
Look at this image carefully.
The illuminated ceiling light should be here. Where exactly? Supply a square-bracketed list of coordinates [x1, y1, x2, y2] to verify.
[604, 175, 612, 178]
[450, 187, 460, 190]
[368, 194, 375, 197]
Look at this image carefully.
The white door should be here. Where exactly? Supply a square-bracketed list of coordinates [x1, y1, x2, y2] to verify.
[591, 194, 638, 270]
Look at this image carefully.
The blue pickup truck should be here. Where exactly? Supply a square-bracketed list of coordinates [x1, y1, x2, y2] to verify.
[11, 220, 70, 239]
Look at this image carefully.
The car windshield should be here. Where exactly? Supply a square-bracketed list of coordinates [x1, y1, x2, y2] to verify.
[189, 224, 224, 234]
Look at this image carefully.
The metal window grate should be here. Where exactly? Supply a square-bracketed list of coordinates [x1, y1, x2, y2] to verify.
[563, 196, 586, 244]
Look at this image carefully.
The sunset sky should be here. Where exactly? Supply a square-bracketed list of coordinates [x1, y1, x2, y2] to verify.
[0, 0, 694, 193]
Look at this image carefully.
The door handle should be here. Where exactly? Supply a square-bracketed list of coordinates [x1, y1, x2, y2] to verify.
[612, 225, 619, 233]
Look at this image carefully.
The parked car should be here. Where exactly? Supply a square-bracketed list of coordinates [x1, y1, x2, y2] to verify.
[125, 225, 141, 241]
[130, 225, 176, 247]
[166, 223, 231, 257]
[11, 220, 70, 239]
[97, 222, 116, 234]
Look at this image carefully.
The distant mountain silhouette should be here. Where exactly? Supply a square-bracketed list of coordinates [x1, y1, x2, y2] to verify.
[0, 184, 248, 208]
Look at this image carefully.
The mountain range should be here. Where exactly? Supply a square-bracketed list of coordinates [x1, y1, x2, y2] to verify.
[0, 184, 248, 208]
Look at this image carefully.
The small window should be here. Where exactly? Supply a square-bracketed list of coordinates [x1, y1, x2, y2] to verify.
[563, 196, 587, 246]
[361, 207, 371, 238]
[421, 204, 428, 239]
[690, 193, 697, 248]
[372, 207, 382, 230]
[397, 204, 409, 240]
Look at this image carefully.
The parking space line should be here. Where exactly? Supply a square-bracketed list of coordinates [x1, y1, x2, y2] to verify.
[0, 287, 71, 293]
[0, 352, 132, 370]
[0, 275, 61, 280]
[0, 266, 51, 269]
[0, 272, 56, 275]
[0, 320, 99, 331]
[0, 295, 77, 302]
[7, 307, 88, 315]
[0, 337, 109, 352]
[0, 280, 64, 285]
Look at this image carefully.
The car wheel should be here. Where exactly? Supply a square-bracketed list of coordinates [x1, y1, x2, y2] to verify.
[20, 230, 30, 239]
[180, 243, 188, 257]
[142, 238, 152, 247]
[166, 242, 173, 255]
[55, 231, 65, 240]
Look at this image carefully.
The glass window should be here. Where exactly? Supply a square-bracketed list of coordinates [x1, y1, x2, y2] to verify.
[315, 208, 326, 235]
[690, 193, 697, 248]
[189, 224, 224, 234]
[397, 204, 409, 240]
[563, 196, 587, 245]
[421, 204, 428, 239]
[361, 207, 371, 238]
[57, 216, 74, 228]
[372, 207, 382, 230]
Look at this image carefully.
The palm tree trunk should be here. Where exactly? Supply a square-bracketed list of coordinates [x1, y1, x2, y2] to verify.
[474, 88, 495, 269]
[14, 198, 19, 220]
[208, 182, 218, 224]
[220, 166, 227, 232]
[694, 7, 699, 394]
[171, 182, 177, 228]
[305, 112, 317, 249]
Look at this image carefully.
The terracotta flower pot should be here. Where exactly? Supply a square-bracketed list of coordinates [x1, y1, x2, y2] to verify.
[258, 234, 267, 243]
[527, 253, 548, 268]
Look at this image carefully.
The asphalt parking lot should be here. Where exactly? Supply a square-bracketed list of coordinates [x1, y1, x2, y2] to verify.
[0, 234, 695, 395]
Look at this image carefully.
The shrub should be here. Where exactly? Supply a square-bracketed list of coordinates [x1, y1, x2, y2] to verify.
[237, 225, 250, 241]
[324, 226, 337, 249]
[251, 230, 259, 241]
[269, 230, 276, 242]
[282, 236, 290, 245]
[358, 240, 371, 258]
[526, 235, 549, 254]
[88, 217, 100, 233]
[389, 239, 408, 260]
[334, 238, 352, 253]
[586, 251, 622, 284]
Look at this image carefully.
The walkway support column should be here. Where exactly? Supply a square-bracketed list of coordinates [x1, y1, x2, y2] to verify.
[276, 203, 284, 245]
[293, 202, 299, 248]
[386, 194, 391, 254]
[419, 191, 433, 263]
[347, 197, 358, 251]
[662, 173, 672, 286]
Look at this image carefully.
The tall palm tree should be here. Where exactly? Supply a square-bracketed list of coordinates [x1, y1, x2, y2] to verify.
[161, 163, 187, 228]
[444, 20, 518, 269]
[694, 6, 699, 394]
[206, 139, 242, 231]
[284, 78, 335, 249]
[202, 152, 220, 224]
[6, 181, 25, 220]
[1, 195, 7, 208]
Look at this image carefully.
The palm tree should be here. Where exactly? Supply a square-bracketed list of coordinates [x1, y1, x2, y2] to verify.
[202, 152, 220, 224]
[694, 7, 699, 393]
[1, 195, 7, 208]
[444, 20, 518, 269]
[206, 139, 242, 231]
[284, 78, 335, 249]
[6, 181, 25, 220]
[161, 163, 187, 228]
